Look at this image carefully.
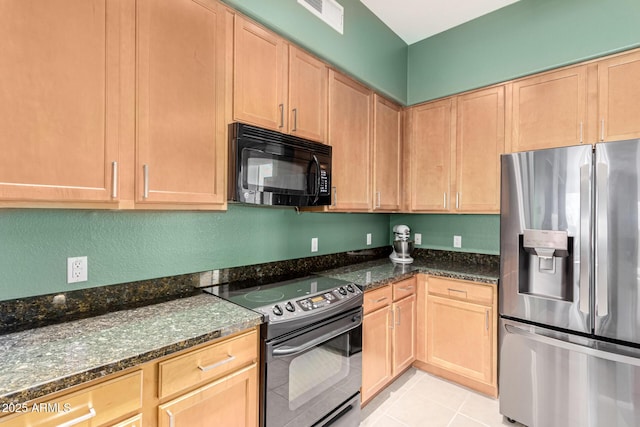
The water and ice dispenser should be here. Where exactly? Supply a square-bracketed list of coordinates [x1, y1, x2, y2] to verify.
[518, 229, 573, 301]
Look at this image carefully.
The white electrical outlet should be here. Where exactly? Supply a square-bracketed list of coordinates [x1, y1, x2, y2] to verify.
[311, 237, 319, 252]
[453, 235, 462, 248]
[366, 233, 372, 245]
[67, 256, 88, 283]
[415, 233, 422, 245]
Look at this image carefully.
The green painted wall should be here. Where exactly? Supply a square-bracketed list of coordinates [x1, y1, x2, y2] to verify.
[408, 0, 640, 104]
[390, 214, 500, 255]
[0, 205, 390, 301]
[222, 0, 408, 104]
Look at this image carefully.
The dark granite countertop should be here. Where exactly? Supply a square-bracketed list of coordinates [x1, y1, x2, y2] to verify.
[318, 256, 499, 292]
[0, 248, 498, 407]
[0, 294, 262, 406]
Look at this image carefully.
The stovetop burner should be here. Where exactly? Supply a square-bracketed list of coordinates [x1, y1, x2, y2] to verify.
[215, 275, 363, 331]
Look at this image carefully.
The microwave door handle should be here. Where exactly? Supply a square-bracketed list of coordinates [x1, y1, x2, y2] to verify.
[311, 155, 321, 204]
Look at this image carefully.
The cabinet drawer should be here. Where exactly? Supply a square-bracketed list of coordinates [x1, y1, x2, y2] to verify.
[0, 371, 142, 427]
[112, 414, 143, 427]
[427, 277, 493, 306]
[363, 285, 392, 315]
[393, 277, 417, 301]
[158, 329, 258, 399]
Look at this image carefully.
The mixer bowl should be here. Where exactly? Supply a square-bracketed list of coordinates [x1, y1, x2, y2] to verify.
[393, 240, 414, 258]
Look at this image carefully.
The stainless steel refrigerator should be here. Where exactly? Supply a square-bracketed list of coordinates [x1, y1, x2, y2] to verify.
[500, 140, 640, 427]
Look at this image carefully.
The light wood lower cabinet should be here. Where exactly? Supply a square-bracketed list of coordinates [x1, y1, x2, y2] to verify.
[0, 371, 143, 427]
[158, 363, 257, 427]
[415, 275, 497, 397]
[0, 328, 259, 427]
[362, 277, 417, 405]
[362, 285, 393, 404]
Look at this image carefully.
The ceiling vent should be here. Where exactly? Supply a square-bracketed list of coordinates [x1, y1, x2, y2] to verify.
[298, 0, 344, 34]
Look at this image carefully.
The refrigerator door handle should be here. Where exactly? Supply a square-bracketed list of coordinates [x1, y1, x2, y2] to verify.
[579, 162, 591, 314]
[595, 161, 609, 317]
[504, 323, 640, 367]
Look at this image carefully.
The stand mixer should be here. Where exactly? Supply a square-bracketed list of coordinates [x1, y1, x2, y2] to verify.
[389, 224, 415, 264]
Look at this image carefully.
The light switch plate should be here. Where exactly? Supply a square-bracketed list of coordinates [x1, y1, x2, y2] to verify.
[415, 233, 422, 245]
[366, 233, 372, 245]
[311, 237, 318, 252]
[453, 235, 462, 248]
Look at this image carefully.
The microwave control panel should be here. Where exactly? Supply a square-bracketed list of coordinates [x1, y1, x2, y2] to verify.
[319, 169, 329, 194]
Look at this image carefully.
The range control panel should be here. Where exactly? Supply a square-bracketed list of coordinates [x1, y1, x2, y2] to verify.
[261, 284, 362, 321]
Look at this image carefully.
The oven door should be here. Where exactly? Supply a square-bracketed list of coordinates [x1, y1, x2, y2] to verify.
[264, 308, 362, 427]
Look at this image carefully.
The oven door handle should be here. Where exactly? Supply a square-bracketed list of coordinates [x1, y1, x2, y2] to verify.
[272, 316, 362, 357]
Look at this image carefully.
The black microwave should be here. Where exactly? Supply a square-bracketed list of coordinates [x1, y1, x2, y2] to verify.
[228, 123, 332, 206]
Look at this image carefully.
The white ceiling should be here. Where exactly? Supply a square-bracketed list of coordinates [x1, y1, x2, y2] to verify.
[360, 0, 520, 45]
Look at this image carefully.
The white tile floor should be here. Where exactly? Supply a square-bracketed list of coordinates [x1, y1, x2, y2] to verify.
[360, 368, 525, 427]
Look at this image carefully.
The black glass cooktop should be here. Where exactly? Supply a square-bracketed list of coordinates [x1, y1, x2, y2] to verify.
[223, 275, 355, 310]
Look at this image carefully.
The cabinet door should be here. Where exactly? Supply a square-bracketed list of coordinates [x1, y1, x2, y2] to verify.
[158, 364, 258, 427]
[426, 295, 493, 385]
[392, 294, 416, 376]
[0, 0, 124, 204]
[455, 86, 504, 213]
[407, 99, 452, 212]
[597, 50, 640, 142]
[509, 66, 587, 152]
[288, 46, 327, 142]
[362, 305, 392, 404]
[328, 70, 372, 211]
[372, 95, 402, 211]
[136, 0, 226, 208]
[233, 16, 287, 131]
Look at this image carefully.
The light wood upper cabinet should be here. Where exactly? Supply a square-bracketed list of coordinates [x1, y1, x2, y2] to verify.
[508, 65, 588, 152]
[136, 0, 227, 208]
[328, 70, 372, 211]
[455, 86, 504, 212]
[233, 15, 288, 132]
[288, 46, 327, 142]
[233, 17, 327, 142]
[407, 99, 453, 212]
[597, 50, 640, 142]
[372, 95, 403, 211]
[407, 86, 503, 214]
[0, 0, 126, 206]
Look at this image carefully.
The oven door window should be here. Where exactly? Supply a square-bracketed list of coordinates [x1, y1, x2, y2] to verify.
[288, 334, 350, 410]
[242, 148, 313, 195]
[266, 319, 362, 427]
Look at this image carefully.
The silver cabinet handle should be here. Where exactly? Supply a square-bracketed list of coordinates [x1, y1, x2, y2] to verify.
[198, 354, 236, 372]
[485, 310, 489, 331]
[279, 104, 284, 128]
[579, 161, 592, 314]
[370, 296, 388, 303]
[600, 118, 605, 142]
[595, 161, 609, 316]
[396, 306, 401, 326]
[143, 164, 149, 199]
[579, 121, 583, 144]
[58, 407, 96, 427]
[376, 191, 381, 208]
[456, 192, 460, 209]
[398, 286, 414, 291]
[443, 192, 447, 209]
[389, 308, 394, 330]
[167, 409, 175, 427]
[111, 161, 118, 198]
[292, 108, 298, 131]
[332, 186, 337, 206]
